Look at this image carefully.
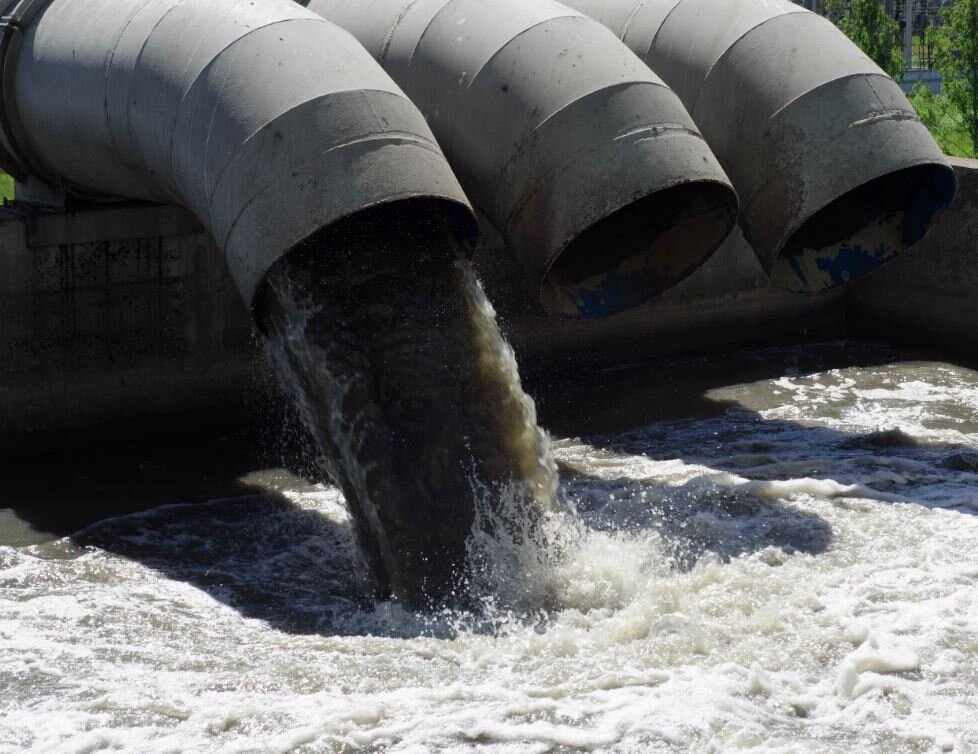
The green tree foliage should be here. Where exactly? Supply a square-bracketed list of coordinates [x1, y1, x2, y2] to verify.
[920, 0, 978, 157]
[828, 0, 905, 80]
[909, 82, 973, 156]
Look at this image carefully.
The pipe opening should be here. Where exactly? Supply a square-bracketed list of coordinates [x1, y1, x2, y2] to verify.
[539, 181, 738, 318]
[250, 197, 478, 322]
[771, 163, 956, 293]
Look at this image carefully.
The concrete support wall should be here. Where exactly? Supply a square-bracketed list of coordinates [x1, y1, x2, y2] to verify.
[0, 201, 844, 445]
[0, 205, 258, 451]
[5, 157, 978, 444]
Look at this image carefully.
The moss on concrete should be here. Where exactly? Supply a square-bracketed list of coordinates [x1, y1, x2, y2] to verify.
[0, 173, 13, 202]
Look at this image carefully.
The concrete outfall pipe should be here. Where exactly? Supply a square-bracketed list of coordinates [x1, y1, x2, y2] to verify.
[564, 0, 957, 293]
[0, 0, 476, 307]
[3, 0, 553, 607]
[304, 0, 739, 317]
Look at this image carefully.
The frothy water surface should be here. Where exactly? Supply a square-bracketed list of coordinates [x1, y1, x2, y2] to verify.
[3, 342, 978, 753]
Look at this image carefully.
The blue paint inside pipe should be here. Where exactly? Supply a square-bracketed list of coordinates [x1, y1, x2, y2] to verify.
[815, 243, 896, 287]
[567, 271, 627, 319]
[778, 164, 957, 293]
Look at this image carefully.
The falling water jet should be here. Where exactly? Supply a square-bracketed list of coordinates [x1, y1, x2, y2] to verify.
[255, 200, 560, 608]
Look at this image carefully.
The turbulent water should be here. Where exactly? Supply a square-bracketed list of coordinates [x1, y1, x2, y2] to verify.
[256, 209, 557, 605]
[3, 342, 978, 753]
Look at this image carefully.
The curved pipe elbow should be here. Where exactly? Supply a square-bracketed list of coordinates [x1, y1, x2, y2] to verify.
[308, 0, 739, 318]
[9, 0, 477, 307]
[566, 0, 956, 293]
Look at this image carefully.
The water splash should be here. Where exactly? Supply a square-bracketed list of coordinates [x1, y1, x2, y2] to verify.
[255, 205, 559, 607]
[6, 343, 978, 752]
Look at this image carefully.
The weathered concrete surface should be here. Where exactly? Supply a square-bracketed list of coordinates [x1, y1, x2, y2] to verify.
[0, 206, 259, 451]
[847, 157, 978, 360]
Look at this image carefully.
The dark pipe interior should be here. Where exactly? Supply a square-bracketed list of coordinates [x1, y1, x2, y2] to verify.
[772, 163, 956, 293]
[540, 181, 738, 318]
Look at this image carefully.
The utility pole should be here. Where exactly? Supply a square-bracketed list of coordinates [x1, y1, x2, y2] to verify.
[904, 0, 913, 69]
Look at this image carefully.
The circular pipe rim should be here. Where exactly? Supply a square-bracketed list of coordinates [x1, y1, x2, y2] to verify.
[537, 178, 739, 318]
[769, 162, 956, 293]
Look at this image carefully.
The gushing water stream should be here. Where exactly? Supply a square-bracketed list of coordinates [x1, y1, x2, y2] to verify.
[255, 207, 559, 606]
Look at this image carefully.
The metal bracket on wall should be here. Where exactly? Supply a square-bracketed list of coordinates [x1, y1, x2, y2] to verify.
[0, 0, 63, 207]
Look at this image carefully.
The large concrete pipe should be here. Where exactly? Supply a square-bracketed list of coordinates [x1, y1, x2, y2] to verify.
[564, 0, 957, 292]
[304, 0, 739, 317]
[0, 0, 476, 307]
